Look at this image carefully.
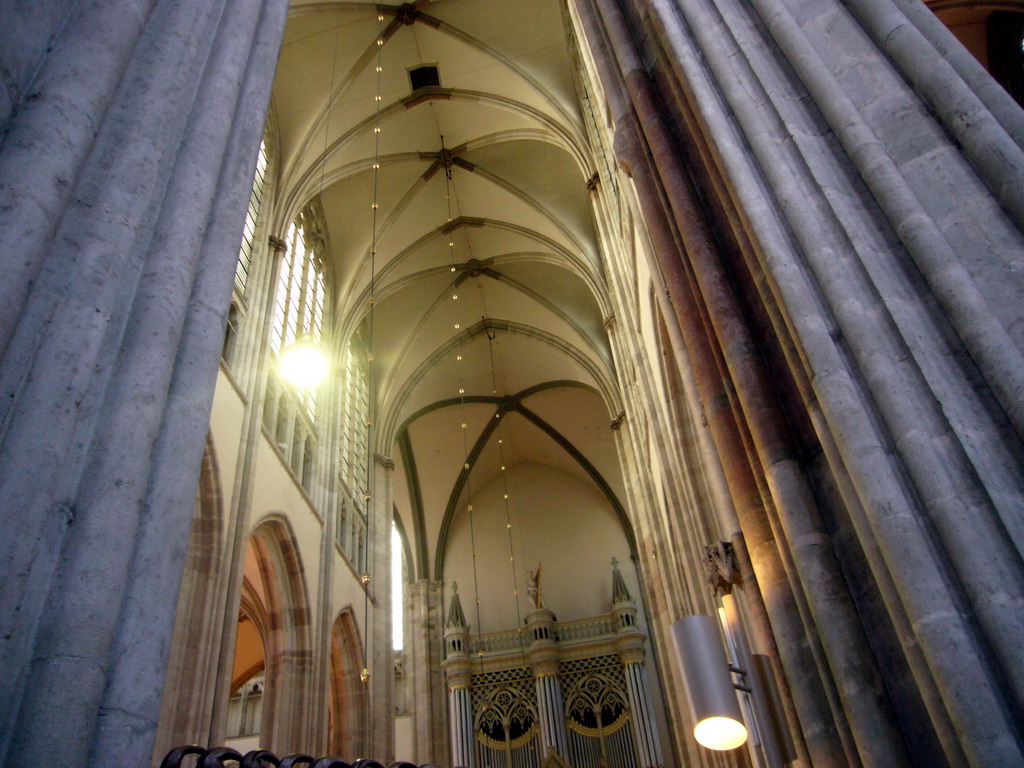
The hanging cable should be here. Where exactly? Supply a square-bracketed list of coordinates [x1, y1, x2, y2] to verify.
[360, 2, 387, 690]
[441, 134, 488, 676]
[440, 133, 530, 676]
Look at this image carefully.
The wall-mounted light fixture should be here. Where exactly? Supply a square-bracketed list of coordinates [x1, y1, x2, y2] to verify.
[672, 615, 749, 751]
[673, 611, 796, 766]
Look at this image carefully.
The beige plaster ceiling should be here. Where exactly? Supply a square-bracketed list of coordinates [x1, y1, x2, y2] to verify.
[270, 0, 632, 586]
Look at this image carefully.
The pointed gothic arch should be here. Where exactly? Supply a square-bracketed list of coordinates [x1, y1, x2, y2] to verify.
[153, 435, 225, 760]
[246, 515, 315, 754]
[328, 607, 366, 758]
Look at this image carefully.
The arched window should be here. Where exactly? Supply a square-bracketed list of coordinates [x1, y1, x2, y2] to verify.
[271, 218, 326, 356]
[222, 301, 240, 364]
[291, 423, 304, 477]
[262, 376, 278, 432]
[275, 396, 290, 450]
[340, 338, 369, 504]
[302, 437, 315, 489]
[235, 139, 269, 298]
[271, 213, 326, 421]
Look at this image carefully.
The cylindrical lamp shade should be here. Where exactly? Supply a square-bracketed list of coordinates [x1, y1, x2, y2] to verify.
[671, 615, 748, 751]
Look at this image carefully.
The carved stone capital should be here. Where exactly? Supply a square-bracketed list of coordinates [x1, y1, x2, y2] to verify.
[373, 453, 395, 470]
[703, 541, 742, 596]
[268, 234, 288, 253]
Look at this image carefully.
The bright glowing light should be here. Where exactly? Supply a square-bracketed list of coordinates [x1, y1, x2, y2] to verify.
[279, 338, 328, 388]
[693, 717, 747, 751]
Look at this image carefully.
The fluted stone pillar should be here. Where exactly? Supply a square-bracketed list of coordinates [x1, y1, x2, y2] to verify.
[367, 454, 396, 761]
[572, 0, 1024, 763]
[408, 579, 450, 765]
[205, 232, 293, 752]
[525, 607, 569, 761]
[0, 1, 289, 766]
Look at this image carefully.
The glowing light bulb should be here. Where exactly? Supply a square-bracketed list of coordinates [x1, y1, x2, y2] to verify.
[456, 354, 462, 361]
[279, 337, 328, 388]
[452, 294, 458, 300]
[455, 323, 460, 329]
[693, 718, 748, 751]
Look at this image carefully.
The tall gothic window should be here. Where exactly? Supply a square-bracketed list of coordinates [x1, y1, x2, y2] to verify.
[235, 139, 269, 298]
[271, 216, 326, 420]
[340, 338, 369, 501]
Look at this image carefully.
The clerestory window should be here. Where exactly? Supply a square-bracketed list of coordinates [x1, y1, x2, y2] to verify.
[235, 139, 269, 299]
[271, 214, 326, 420]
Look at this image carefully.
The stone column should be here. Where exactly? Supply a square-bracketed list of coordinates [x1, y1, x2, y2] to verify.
[207, 232, 290, 747]
[366, 454, 395, 761]
[525, 607, 569, 761]
[0, 0, 289, 766]
[408, 579, 451, 765]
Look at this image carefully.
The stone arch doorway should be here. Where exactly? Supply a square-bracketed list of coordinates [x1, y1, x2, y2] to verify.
[234, 516, 315, 754]
[328, 607, 366, 758]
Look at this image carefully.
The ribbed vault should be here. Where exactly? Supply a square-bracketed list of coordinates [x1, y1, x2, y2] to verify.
[270, 0, 634, 633]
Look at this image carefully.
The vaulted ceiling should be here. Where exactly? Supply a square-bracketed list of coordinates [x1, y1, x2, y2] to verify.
[270, 0, 632, 593]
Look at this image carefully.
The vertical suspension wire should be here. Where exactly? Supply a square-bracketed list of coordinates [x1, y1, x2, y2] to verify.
[442, 136, 487, 676]
[442, 141, 530, 672]
[360, 2, 386, 689]
[482, 298, 529, 668]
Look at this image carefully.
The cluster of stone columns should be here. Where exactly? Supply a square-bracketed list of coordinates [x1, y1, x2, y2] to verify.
[0, 1, 290, 767]
[570, 0, 1024, 765]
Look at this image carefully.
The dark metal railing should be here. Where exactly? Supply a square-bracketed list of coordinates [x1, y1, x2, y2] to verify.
[161, 749, 445, 768]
